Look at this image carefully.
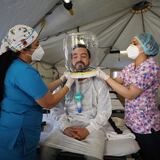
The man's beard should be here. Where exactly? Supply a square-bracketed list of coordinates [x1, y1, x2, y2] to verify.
[72, 61, 89, 72]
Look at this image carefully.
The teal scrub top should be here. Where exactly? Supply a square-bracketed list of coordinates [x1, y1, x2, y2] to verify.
[0, 59, 48, 159]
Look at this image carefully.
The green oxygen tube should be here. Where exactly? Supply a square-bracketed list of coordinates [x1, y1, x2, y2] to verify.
[74, 79, 83, 113]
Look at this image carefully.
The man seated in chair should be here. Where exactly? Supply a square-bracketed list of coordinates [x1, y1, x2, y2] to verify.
[40, 44, 112, 160]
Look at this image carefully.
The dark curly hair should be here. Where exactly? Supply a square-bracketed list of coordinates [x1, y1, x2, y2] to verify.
[0, 50, 19, 102]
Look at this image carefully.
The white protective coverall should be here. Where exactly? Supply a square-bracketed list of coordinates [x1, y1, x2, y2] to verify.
[41, 77, 112, 160]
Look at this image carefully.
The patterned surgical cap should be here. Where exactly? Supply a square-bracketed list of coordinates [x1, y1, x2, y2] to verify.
[0, 24, 38, 55]
[135, 33, 159, 56]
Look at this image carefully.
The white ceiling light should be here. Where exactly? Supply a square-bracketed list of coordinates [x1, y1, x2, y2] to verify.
[63, 0, 74, 15]
[63, 0, 70, 3]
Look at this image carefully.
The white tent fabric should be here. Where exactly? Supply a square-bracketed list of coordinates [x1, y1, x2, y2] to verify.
[0, 0, 160, 68]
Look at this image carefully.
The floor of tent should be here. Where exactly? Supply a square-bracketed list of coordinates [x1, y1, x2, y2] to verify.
[37, 148, 142, 160]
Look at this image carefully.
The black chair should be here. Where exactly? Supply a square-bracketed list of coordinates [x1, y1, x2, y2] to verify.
[57, 151, 85, 160]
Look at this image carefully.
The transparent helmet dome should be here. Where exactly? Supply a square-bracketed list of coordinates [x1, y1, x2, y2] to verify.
[63, 32, 98, 73]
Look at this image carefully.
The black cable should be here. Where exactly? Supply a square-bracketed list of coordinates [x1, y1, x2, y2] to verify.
[108, 117, 123, 134]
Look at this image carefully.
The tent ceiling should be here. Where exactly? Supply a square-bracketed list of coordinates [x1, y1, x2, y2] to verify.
[0, 0, 160, 68]
[38, 0, 142, 38]
[0, 0, 59, 38]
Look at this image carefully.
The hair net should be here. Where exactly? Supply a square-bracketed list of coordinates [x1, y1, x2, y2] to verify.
[135, 33, 159, 56]
[0, 24, 38, 54]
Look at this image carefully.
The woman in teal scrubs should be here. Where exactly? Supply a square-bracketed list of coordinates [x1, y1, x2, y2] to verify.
[0, 24, 74, 160]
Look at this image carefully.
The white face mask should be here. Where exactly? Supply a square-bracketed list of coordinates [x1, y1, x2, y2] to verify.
[31, 45, 45, 61]
[126, 44, 139, 59]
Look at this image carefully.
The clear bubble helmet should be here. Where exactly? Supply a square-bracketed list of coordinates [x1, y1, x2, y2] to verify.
[63, 32, 98, 78]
